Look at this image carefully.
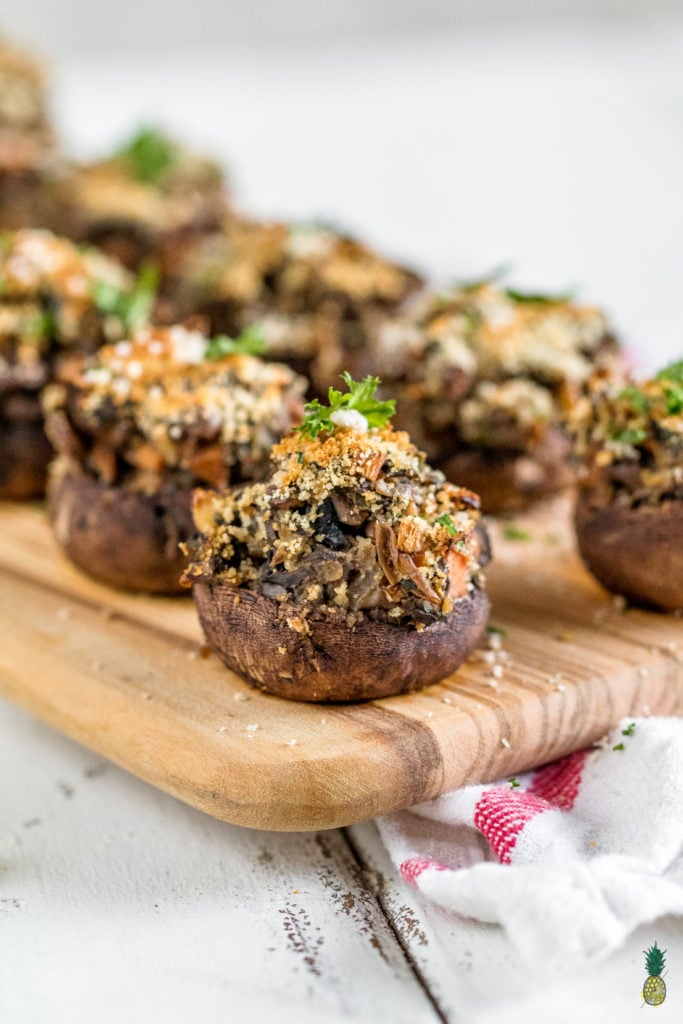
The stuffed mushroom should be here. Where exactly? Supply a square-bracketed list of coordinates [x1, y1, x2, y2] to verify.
[166, 218, 423, 381]
[183, 374, 490, 701]
[314, 280, 623, 513]
[0, 40, 66, 231]
[0, 229, 140, 498]
[573, 361, 683, 611]
[44, 324, 306, 592]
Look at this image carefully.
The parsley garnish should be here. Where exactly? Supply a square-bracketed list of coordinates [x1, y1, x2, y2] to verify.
[656, 360, 683, 385]
[204, 326, 266, 360]
[612, 742, 625, 752]
[297, 373, 395, 439]
[91, 264, 158, 332]
[508, 777, 521, 789]
[622, 722, 636, 736]
[117, 127, 176, 185]
[503, 287, 575, 304]
[664, 385, 683, 416]
[618, 386, 649, 414]
[28, 308, 58, 339]
[487, 625, 507, 638]
[609, 426, 648, 446]
[503, 524, 532, 542]
[436, 514, 458, 536]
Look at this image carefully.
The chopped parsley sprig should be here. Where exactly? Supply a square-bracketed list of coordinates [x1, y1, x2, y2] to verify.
[91, 264, 159, 332]
[204, 326, 266, 360]
[503, 287, 576, 304]
[436, 514, 458, 536]
[297, 372, 395, 439]
[655, 361, 683, 416]
[117, 127, 177, 185]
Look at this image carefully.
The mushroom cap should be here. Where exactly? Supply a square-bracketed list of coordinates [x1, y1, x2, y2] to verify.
[441, 426, 573, 515]
[47, 462, 193, 593]
[575, 494, 683, 612]
[192, 580, 489, 702]
[0, 417, 52, 499]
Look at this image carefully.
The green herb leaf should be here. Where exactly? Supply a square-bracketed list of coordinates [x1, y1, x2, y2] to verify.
[204, 326, 267, 361]
[503, 287, 575, 304]
[613, 742, 625, 751]
[664, 384, 683, 416]
[487, 625, 507, 638]
[297, 373, 395, 439]
[618, 386, 649, 414]
[503, 524, 532, 542]
[656, 360, 683, 385]
[609, 426, 648, 446]
[91, 264, 159, 332]
[436, 514, 458, 536]
[117, 127, 176, 185]
[622, 722, 636, 736]
[508, 777, 521, 788]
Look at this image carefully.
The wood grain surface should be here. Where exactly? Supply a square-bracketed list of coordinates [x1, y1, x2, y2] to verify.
[0, 497, 681, 831]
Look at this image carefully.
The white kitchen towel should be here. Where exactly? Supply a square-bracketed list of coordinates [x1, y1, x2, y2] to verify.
[377, 716, 683, 970]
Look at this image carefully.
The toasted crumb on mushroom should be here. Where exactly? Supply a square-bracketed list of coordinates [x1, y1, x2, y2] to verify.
[573, 362, 683, 611]
[44, 323, 305, 592]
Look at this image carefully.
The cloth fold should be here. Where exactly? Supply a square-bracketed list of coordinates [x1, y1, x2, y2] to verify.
[378, 716, 683, 969]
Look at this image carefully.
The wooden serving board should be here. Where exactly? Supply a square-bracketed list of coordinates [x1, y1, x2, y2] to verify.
[0, 497, 681, 831]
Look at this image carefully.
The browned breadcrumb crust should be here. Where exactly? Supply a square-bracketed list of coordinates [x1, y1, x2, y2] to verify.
[184, 424, 487, 629]
[0, 229, 132, 375]
[572, 369, 683, 508]
[44, 324, 306, 490]
[304, 282, 625, 515]
[164, 219, 423, 365]
[328, 283, 621, 454]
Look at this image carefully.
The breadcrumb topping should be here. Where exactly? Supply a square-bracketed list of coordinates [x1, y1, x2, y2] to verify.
[167, 219, 421, 363]
[45, 325, 306, 488]
[0, 230, 133, 383]
[185, 423, 487, 627]
[573, 367, 683, 505]
[332, 282, 622, 476]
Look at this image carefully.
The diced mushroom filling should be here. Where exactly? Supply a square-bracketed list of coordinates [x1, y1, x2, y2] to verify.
[185, 425, 487, 629]
[572, 366, 683, 507]
[44, 325, 306, 491]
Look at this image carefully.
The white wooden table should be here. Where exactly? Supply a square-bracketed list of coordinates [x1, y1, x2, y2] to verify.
[2, 15, 683, 1021]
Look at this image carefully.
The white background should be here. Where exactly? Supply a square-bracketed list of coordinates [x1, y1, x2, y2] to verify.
[4, 2, 683, 371]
